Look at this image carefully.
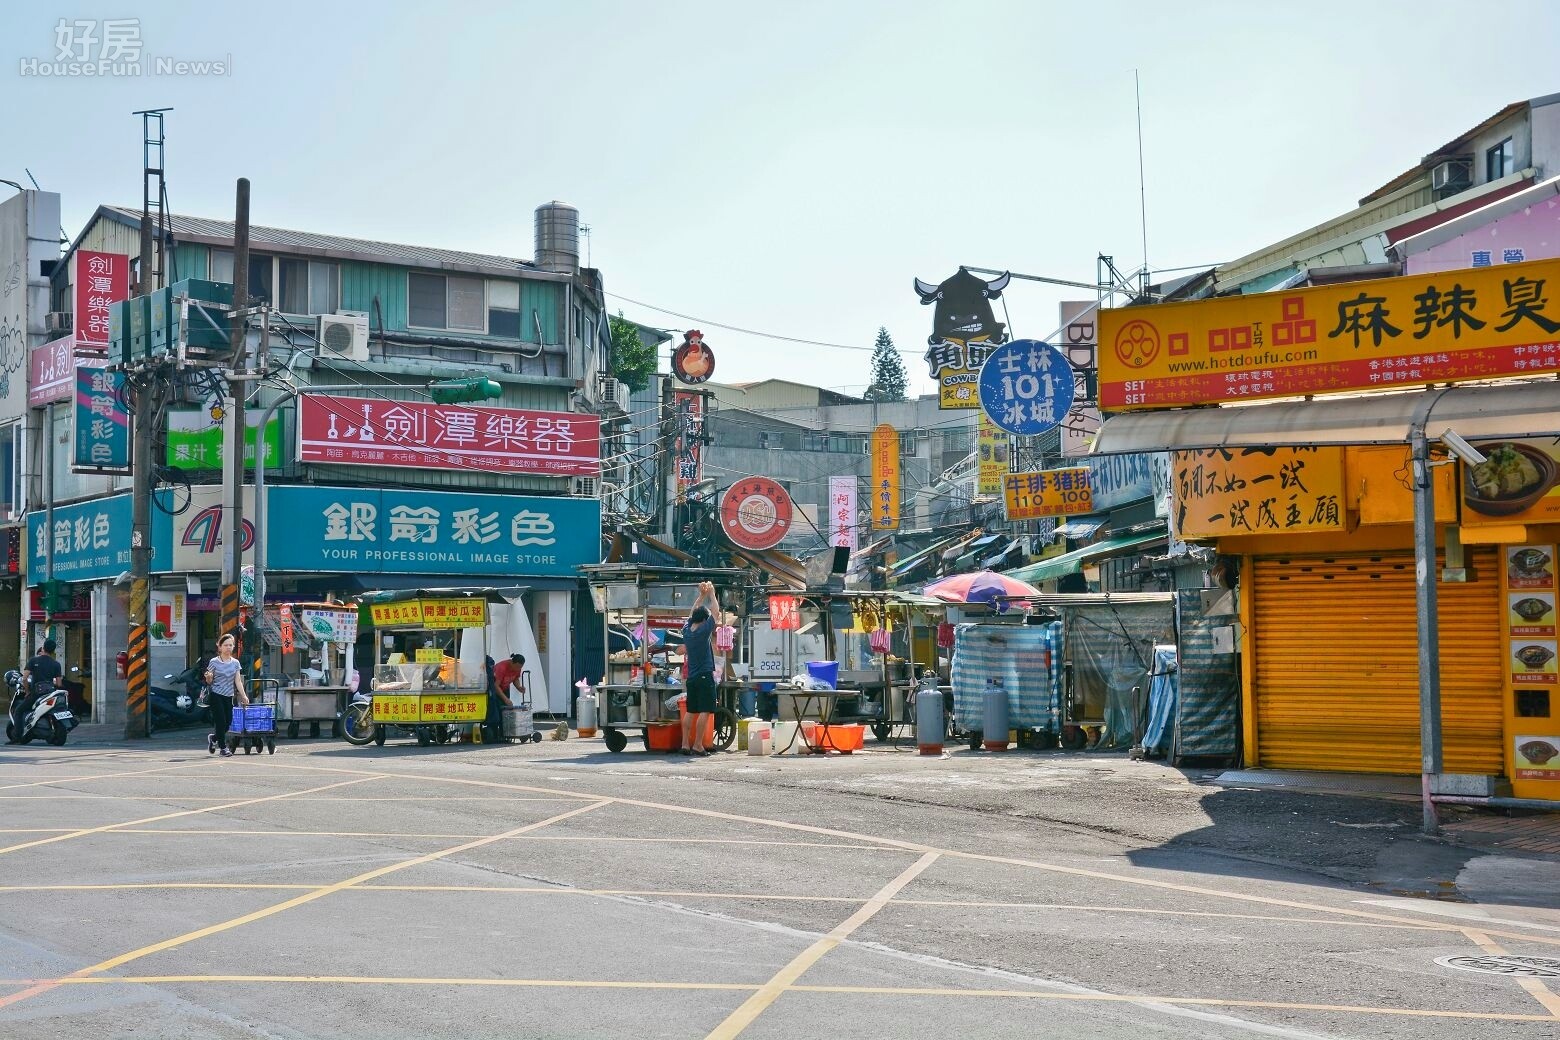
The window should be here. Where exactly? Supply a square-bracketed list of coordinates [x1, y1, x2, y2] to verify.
[0, 423, 15, 517]
[208, 248, 273, 305]
[899, 431, 919, 455]
[1487, 137, 1514, 181]
[276, 258, 339, 314]
[408, 272, 486, 332]
[487, 280, 520, 339]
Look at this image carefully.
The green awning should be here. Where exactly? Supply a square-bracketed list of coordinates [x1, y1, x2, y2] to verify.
[1004, 530, 1168, 585]
[889, 532, 966, 578]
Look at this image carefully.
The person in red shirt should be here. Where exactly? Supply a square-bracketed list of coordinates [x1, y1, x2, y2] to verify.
[494, 654, 523, 706]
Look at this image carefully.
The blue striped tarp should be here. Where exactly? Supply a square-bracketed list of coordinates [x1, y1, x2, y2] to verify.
[951, 622, 1062, 731]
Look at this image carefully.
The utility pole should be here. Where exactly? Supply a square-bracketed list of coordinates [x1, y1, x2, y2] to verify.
[660, 374, 676, 543]
[221, 179, 250, 651]
[124, 199, 156, 739]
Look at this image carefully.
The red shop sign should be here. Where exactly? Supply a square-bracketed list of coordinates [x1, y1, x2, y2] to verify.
[720, 477, 794, 551]
[72, 250, 129, 349]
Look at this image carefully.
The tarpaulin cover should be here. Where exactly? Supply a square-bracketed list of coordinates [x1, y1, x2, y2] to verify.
[1142, 644, 1178, 755]
[951, 622, 1062, 731]
[1063, 601, 1174, 749]
[1173, 589, 1240, 759]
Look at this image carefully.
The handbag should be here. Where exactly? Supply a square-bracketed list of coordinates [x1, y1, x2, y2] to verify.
[196, 684, 211, 708]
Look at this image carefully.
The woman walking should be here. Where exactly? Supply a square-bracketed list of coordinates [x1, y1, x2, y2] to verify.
[205, 634, 249, 757]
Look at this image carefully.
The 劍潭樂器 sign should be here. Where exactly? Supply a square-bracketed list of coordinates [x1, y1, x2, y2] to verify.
[1098, 257, 1560, 410]
[265, 485, 601, 578]
[297, 395, 600, 477]
[978, 340, 1075, 436]
[72, 251, 130, 349]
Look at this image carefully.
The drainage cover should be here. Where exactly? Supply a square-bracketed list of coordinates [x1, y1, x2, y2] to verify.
[1437, 955, 1560, 979]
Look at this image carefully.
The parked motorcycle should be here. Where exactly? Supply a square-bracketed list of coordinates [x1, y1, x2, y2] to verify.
[5, 669, 77, 746]
[150, 663, 211, 731]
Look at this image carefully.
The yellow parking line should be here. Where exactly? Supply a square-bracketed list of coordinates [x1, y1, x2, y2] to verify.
[705, 852, 942, 1040]
[0, 763, 199, 792]
[1462, 928, 1560, 1018]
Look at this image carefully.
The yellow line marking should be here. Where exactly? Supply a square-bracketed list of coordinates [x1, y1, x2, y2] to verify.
[0, 794, 582, 801]
[0, 800, 610, 1012]
[50, 828, 901, 850]
[0, 763, 199, 792]
[1463, 928, 1560, 1018]
[0, 975, 1549, 1023]
[0, 776, 380, 858]
[704, 851, 941, 1040]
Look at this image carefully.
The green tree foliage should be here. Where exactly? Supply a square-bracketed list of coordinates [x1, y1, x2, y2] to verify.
[866, 327, 908, 401]
[608, 312, 658, 393]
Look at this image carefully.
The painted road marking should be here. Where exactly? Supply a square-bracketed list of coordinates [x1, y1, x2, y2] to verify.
[1357, 898, 1560, 935]
[1460, 928, 1560, 1017]
[0, 763, 202, 792]
[705, 852, 942, 1040]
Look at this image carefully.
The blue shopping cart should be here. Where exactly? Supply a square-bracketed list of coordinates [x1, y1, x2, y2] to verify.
[227, 704, 277, 756]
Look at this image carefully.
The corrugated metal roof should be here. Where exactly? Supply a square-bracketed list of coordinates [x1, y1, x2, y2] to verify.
[95, 205, 543, 277]
[1359, 100, 1528, 204]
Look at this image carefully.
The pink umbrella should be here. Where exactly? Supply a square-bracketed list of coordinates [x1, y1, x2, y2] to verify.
[923, 570, 1041, 605]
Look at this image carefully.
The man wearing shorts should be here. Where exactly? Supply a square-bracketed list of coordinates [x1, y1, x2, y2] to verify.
[681, 581, 719, 756]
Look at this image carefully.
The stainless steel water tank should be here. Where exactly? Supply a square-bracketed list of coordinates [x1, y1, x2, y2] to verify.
[534, 201, 580, 273]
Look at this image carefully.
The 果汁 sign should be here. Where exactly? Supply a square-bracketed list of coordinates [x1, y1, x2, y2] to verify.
[297, 395, 600, 477]
[1171, 448, 1346, 538]
[1098, 258, 1560, 410]
[1003, 468, 1093, 521]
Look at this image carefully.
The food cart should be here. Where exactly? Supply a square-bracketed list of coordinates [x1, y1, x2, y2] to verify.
[340, 589, 498, 748]
[582, 564, 753, 754]
[261, 602, 360, 738]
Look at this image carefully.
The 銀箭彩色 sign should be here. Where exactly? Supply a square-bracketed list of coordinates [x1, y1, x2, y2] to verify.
[1098, 258, 1560, 410]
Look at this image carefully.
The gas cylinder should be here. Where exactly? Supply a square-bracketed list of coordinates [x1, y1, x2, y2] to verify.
[983, 678, 1010, 752]
[915, 671, 944, 756]
[575, 681, 598, 738]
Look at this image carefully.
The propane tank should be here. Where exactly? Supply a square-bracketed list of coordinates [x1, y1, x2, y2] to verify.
[575, 680, 598, 738]
[915, 670, 944, 756]
[983, 677, 1010, 752]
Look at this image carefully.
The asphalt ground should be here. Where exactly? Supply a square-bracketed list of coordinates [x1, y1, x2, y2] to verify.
[0, 735, 1557, 1040]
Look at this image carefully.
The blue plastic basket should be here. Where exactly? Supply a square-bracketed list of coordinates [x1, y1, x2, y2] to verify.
[231, 705, 275, 734]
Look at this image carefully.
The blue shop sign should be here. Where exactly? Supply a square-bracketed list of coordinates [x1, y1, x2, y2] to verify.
[73, 366, 131, 471]
[1085, 453, 1159, 512]
[977, 339, 1074, 436]
[267, 486, 601, 578]
[25, 494, 164, 582]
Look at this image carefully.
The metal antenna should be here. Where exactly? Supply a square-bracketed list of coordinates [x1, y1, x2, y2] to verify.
[1134, 70, 1149, 297]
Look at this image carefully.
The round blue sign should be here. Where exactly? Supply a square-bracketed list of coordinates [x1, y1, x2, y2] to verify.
[977, 339, 1075, 435]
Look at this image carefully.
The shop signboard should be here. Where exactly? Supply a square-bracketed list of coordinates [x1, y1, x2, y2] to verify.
[1058, 301, 1101, 456]
[719, 477, 794, 551]
[297, 395, 601, 477]
[73, 364, 131, 473]
[1099, 257, 1560, 410]
[166, 486, 258, 573]
[1509, 592, 1556, 637]
[368, 598, 488, 629]
[674, 390, 705, 491]
[976, 414, 1005, 496]
[266, 486, 600, 578]
[1507, 545, 1556, 590]
[27, 336, 75, 407]
[26, 494, 138, 582]
[149, 590, 186, 646]
[828, 475, 857, 550]
[299, 608, 358, 644]
[1171, 448, 1346, 538]
[71, 250, 129, 349]
[671, 330, 715, 384]
[870, 424, 900, 531]
[1459, 438, 1560, 527]
[1085, 451, 1160, 512]
[166, 408, 283, 471]
[914, 268, 1012, 409]
[1003, 468, 1093, 521]
[977, 340, 1074, 436]
[1514, 734, 1560, 781]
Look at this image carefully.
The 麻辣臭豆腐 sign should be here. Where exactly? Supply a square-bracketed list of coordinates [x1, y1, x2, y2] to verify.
[1172, 448, 1345, 538]
[1098, 258, 1560, 410]
[1003, 468, 1092, 521]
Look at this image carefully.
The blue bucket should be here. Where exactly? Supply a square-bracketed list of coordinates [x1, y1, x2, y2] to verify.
[739, 688, 758, 717]
[805, 661, 840, 689]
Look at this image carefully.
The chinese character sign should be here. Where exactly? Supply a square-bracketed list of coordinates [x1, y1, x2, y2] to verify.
[914, 268, 1012, 410]
[719, 477, 794, 551]
[1003, 468, 1093, 521]
[1171, 448, 1345, 537]
[71, 251, 129, 348]
[297, 395, 601, 477]
[25, 494, 140, 582]
[1099, 258, 1560, 410]
[977, 340, 1075, 436]
[73, 364, 131, 471]
[977, 413, 1006, 495]
[28, 336, 75, 407]
[829, 475, 858, 550]
[673, 391, 705, 491]
[870, 424, 900, 531]
[1058, 300, 1101, 456]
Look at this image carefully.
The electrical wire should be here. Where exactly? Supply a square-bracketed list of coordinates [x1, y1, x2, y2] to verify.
[604, 291, 922, 355]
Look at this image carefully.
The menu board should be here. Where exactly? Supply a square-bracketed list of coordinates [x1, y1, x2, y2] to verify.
[1507, 544, 1559, 688]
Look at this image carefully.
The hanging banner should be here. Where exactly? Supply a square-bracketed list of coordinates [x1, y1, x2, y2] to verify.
[1003, 468, 1093, 520]
[279, 604, 295, 653]
[829, 475, 857, 550]
[673, 390, 705, 492]
[1172, 448, 1345, 537]
[1099, 257, 1560, 410]
[870, 424, 900, 531]
[71, 250, 130, 349]
[914, 268, 1011, 409]
[977, 414, 1006, 495]
[28, 336, 75, 407]
[72, 364, 131, 473]
[768, 595, 800, 630]
[1058, 301, 1101, 456]
[148, 591, 186, 647]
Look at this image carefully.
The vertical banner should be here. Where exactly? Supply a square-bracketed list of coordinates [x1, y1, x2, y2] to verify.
[829, 475, 858, 550]
[148, 591, 186, 646]
[977, 413, 1006, 495]
[673, 390, 704, 491]
[71, 250, 130, 350]
[73, 363, 132, 473]
[870, 423, 900, 531]
[1058, 301, 1101, 456]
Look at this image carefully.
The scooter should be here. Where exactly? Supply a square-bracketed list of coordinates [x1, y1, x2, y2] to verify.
[150, 664, 211, 731]
[5, 670, 77, 746]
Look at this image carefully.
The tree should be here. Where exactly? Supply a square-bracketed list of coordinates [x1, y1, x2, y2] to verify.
[866, 327, 908, 401]
[608, 311, 657, 393]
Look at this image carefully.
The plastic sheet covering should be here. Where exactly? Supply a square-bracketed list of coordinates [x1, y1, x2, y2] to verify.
[1173, 589, 1240, 760]
[1141, 645, 1178, 755]
[1064, 601, 1174, 749]
[951, 622, 1062, 731]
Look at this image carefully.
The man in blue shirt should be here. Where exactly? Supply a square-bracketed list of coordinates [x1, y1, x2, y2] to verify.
[681, 581, 720, 756]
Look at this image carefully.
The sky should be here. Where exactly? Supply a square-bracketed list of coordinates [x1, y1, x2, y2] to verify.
[4, 1, 1560, 398]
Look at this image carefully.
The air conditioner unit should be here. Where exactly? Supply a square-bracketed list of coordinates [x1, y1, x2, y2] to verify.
[571, 476, 600, 498]
[45, 311, 72, 335]
[317, 312, 370, 362]
[597, 375, 630, 415]
[1431, 158, 1472, 193]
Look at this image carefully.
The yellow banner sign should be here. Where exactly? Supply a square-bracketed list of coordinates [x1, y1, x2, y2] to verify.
[1173, 448, 1345, 537]
[371, 694, 486, 724]
[369, 598, 489, 629]
[1460, 438, 1560, 527]
[977, 414, 1006, 495]
[870, 424, 900, 531]
[1099, 258, 1560, 410]
[1003, 468, 1093, 520]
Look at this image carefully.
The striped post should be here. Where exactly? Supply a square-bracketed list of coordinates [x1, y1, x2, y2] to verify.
[125, 579, 150, 739]
[221, 583, 242, 645]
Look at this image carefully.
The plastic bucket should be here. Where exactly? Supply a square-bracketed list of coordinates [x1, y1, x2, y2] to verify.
[771, 720, 801, 755]
[739, 687, 758, 717]
[805, 661, 840, 689]
[823, 724, 864, 753]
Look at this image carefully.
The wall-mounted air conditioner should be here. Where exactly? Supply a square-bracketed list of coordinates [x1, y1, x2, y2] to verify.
[317, 312, 370, 362]
[1431, 157, 1472, 194]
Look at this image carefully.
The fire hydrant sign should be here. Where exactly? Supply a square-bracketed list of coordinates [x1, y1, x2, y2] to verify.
[978, 340, 1075, 436]
[1003, 468, 1093, 520]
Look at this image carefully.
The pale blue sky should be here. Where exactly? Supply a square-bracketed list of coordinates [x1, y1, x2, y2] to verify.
[5, 1, 1559, 396]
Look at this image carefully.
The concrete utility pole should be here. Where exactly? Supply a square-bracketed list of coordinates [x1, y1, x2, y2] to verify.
[660, 374, 676, 543]
[221, 180, 250, 647]
[125, 203, 157, 739]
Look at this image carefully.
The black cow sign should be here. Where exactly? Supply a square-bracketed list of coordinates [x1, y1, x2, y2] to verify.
[914, 268, 1011, 409]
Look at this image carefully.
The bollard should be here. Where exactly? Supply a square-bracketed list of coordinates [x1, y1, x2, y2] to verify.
[983, 677, 1010, 752]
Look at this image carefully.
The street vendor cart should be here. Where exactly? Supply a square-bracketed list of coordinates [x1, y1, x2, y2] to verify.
[261, 602, 360, 738]
[340, 588, 499, 748]
[582, 564, 752, 754]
